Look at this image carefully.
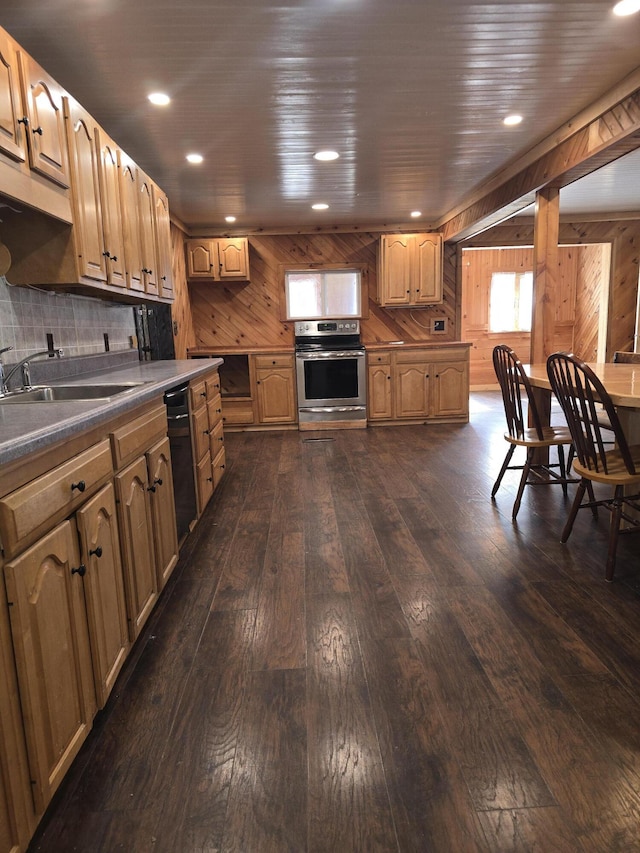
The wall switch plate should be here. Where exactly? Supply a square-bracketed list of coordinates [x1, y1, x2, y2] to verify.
[432, 318, 447, 333]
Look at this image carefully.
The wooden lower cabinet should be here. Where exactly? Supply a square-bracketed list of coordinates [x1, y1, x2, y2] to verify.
[0, 564, 36, 853]
[189, 369, 226, 516]
[146, 437, 179, 590]
[75, 483, 130, 709]
[368, 347, 469, 423]
[4, 521, 96, 813]
[115, 456, 158, 642]
[255, 356, 296, 424]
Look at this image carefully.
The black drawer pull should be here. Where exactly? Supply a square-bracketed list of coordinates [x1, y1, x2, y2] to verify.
[71, 480, 86, 493]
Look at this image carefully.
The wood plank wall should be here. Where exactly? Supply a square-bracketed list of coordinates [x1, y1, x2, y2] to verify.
[460, 218, 640, 385]
[461, 245, 580, 386]
[573, 243, 608, 363]
[179, 232, 457, 351]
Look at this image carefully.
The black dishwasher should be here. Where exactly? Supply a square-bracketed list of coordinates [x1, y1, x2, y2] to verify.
[164, 382, 197, 541]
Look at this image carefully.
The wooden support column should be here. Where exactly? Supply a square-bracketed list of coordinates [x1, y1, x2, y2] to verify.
[529, 188, 560, 445]
[531, 187, 560, 366]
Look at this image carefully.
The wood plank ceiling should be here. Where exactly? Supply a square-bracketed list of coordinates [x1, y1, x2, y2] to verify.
[1, 0, 640, 232]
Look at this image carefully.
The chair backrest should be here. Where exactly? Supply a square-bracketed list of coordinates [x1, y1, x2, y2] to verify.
[546, 352, 636, 476]
[493, 345, 545, 441]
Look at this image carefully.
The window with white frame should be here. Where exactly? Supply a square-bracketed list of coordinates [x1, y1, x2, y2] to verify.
[489, 271, 533, 332]
[285, 268, 362, 319]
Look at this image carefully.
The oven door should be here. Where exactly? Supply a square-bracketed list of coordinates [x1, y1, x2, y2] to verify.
[296, 349, 367, 424]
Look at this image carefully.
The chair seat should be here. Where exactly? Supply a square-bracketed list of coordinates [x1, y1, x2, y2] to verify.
[573, 444, 640, 486]
[505, 425, 574, 448]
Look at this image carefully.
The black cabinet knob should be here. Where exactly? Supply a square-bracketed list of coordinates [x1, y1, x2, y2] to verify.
[71, 564, 86, 577]
[71, 480, 86, 493]
[89, 546, 103, 558]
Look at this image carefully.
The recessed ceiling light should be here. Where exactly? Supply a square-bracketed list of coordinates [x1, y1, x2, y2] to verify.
[410, 210, 422, 218]
[613, 0, 640, 14]
[186, 153, 203, 164]
[225, 215, 236, 223]
[503, 114, 523, 127]
[148, 92, 170, 106]
[312, 203, 329, 210]
[313, 150, 340, 161]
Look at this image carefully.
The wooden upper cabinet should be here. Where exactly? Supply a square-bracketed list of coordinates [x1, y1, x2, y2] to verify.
[378, 233, 443, 307]
[137, 169, 159, 298]
[18, 51, 69, 188]
[0, 29, 27, 163]
[153, 186, 174, 300]
[186, 237, 250, 281]
[95, 129, 127, 289]
[118, 151, 144, 293]
[64, 97, 108, 284]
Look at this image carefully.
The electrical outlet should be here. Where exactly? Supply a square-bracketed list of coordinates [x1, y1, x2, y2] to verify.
[432, 318, 447, 333]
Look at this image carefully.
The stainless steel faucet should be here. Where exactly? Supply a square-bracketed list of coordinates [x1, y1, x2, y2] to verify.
[1, 348, 63, 395]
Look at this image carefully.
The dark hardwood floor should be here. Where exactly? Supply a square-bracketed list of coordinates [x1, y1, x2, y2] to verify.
[28, 392, 640, 852]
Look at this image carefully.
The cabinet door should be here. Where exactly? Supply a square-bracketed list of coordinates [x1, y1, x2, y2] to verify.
[186, 239, 218, 278]
[64, 98, 108, 284]
[431, 361, 469, 418]
[415, 234, 443, 304]
[18, 52, 69, 187]
[115, 456, 158, 641]
[4, 521, 96, 812]
[96, 130, 127, 289]
[195, 450, 214, 513]
[146, 437, 179, 590]
[368, 363, 393, 420]
[118, 152, 144, 292]
[75, 483, 130, 708]
[153, 186, 174, 300]
[0, 564, 36, 853]
[395, 361, 430, 418]
[0, 30, 27, 163]
[191, 403, 210, 462]
[218, 237, 249, 279]
[138, 170, 159, 297]
[255, 367, 296, 423]
[379, 235, 413, 305]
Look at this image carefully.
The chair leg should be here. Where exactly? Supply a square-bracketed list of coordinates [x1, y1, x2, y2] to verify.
[557, 444, 568, 496]
[512, 448, 533, 520]
[561, 479, 588, 543]
[605, 485, 624, 582]
[492, 444, 516, 498]
[586, 481, 598, 518]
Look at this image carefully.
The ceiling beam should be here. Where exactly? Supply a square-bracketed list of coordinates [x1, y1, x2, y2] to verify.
[440, 79, 640, 242]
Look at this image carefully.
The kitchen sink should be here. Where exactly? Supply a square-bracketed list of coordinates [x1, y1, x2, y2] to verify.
[0, 383, 144, 403]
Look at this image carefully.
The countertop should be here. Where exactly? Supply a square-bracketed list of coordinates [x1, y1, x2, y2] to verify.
[0, 358, 223, 467]
[364, 340, 472, 351]
[188, 345, 294, 355]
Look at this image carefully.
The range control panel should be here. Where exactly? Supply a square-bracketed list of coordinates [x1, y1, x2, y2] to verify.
[294, 320, 360, 337]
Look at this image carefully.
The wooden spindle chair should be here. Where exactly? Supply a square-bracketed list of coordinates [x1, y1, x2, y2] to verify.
[492, 345, 576, 520]
[546, 352, 640, 581]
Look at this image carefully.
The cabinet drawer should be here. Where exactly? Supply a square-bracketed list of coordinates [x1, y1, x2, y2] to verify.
[254, 354, 294, 369]
[395, 349, 434, 364]
[195, 451, 213, 513]
[207, 394, 223, 427]
[191, 405, 210, 461]
[110, 404, 167, 470]
[209, 420, 225, 459]
[0, 440, 112, 558]
[189, 378, 207, 410]
[212, 447, 226, 489]
[368, 352, 391, 364]
[222, 400, 254, 425]
[205, 371, 221, 398]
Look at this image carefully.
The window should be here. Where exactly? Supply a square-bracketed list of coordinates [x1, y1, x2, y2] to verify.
[489, 271, 533, 332]
[285, 268, 362, 319]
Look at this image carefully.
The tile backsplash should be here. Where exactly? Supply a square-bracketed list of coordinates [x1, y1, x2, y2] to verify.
[0, 275, 137, 366]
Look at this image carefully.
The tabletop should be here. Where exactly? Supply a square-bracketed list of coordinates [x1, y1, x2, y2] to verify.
[525, 362, 640, 409]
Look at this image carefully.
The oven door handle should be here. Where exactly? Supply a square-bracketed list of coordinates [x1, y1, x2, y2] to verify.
[296, 350, 365, 360]
[304, 405, 367, 413]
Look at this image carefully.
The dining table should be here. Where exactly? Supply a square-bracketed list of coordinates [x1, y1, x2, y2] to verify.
[525, 361, 640, 444]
